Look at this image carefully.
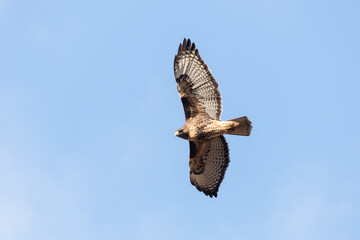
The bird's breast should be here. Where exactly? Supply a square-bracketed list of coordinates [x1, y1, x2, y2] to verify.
[188, 120, 222, 141]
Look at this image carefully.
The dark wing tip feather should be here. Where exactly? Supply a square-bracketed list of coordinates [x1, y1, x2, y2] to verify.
[202, 189, 219, 198]
[177, 38, 197, 54]
[186, 39, 191, 50]
[178, 43, 183, 54]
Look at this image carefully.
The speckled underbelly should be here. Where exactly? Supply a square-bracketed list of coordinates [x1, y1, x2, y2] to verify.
[189, 120, 225, 141]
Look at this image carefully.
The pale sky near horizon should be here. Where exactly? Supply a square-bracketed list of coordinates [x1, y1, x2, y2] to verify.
[1, 1, 359, 239]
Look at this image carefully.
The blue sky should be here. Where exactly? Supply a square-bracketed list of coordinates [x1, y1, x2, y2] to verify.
[1, 0, 359, 239]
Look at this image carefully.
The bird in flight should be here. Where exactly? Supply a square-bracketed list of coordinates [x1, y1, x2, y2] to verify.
[174, 38, 252, 198]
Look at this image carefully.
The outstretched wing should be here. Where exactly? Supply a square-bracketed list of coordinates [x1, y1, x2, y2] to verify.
[174, 38, 222, 120]
[189, 135, 230, 198]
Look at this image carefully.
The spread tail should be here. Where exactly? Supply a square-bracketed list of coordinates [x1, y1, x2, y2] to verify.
[226, 116, 252, 136]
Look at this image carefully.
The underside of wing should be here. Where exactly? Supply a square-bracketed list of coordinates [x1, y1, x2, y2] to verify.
[174, 38, 222, 120]
[189, 135, 230, 198]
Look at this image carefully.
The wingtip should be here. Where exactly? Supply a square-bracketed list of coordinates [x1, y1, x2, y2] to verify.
[178, 43, 183, 54]
[177, 38, 197, 54]
[203, 189, 219, 198]
[208, 193, 218, 198]
[186, 38, 191, 50]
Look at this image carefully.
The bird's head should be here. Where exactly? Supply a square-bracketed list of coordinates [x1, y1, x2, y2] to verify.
[175, 127, 189, 140]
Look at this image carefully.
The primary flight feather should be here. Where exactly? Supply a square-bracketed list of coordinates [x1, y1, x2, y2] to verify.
[174, 38, 252, 198]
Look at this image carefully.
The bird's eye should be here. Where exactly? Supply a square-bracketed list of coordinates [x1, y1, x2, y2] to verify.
[178, 130, 183, 133]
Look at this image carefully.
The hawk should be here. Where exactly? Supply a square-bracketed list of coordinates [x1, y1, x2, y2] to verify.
[174, 38, 252, 198]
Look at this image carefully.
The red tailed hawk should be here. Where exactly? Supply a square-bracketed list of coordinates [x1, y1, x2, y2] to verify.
[174, 38, 252, 198]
